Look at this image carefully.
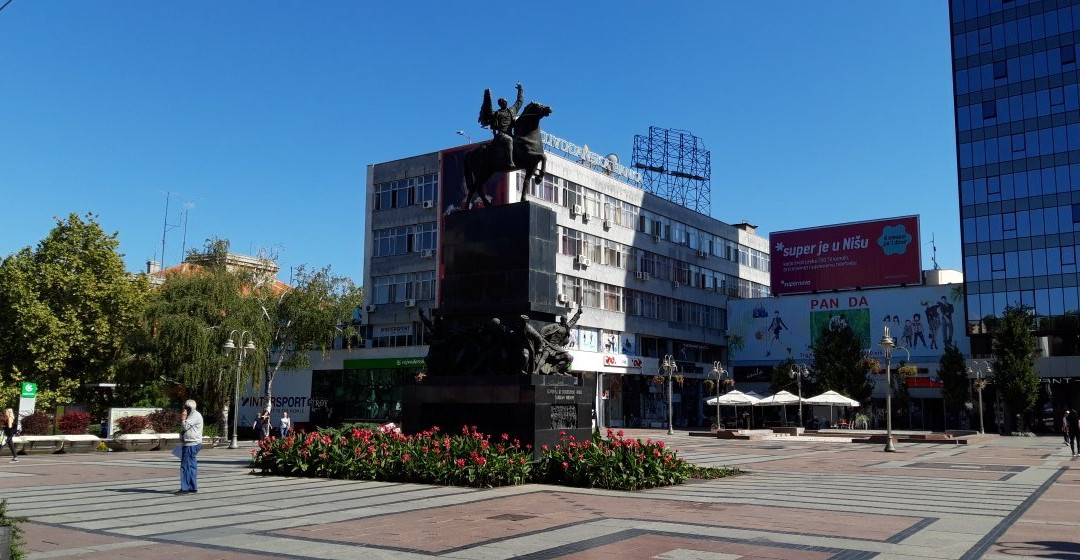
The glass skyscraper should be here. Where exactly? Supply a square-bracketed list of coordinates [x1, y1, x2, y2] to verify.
[951, 0, 1080, 358]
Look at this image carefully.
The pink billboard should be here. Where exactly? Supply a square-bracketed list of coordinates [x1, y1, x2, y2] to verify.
[770, 216, 921, 295]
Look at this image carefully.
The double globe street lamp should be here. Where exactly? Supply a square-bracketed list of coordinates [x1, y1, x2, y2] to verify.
[223, 330, 256, 450]
[878, 325, 910, 453]
[711, 361, 728, 429]
[967, 361, 992, 435]
[790, 363, 811, 428]
[661, 354, 678, 435]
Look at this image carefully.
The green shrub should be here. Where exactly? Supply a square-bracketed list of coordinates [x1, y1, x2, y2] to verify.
[251, 425, 532, 488]
[534, 429, 690, 490]
[146, 409, 181, 434]
[57, 412, 92, 435]
[114, 415, 150, 436]
[0, 498, 26, 560]
[19, 412, 53, 435]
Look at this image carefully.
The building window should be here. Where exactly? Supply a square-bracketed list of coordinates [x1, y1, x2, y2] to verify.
[1063, 45, 1076, 65]
[992, 61, 1007, 79]
[982, 100, 997, 119]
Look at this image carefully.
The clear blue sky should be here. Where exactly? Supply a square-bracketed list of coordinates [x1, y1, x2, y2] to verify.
[0, 2, 958, 283]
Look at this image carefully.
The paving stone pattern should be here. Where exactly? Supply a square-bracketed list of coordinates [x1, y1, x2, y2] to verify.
[0, 432, 1076, 559]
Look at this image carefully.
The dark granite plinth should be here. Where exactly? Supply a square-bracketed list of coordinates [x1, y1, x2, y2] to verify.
[440, 202, 561, 320]
[403, 374, 595, 456]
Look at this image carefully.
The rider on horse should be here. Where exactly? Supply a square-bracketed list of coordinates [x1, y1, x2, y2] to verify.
[479, 83, 523, 169]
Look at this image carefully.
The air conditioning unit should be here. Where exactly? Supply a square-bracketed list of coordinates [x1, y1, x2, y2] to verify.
[603, 219, 612, 229]
[697, 250, 708, 258]
[404, 298, 416, 308]
[576, 255, 591, 267]
[635, 271, 650, 281]
[556, 293, 568, 304]
[571, 204, 582, 216]
[364, 304, 377, 313]
[652, 234, 660, 243]
[672, 281, 681, 289]
[422, 200, 434, 209]
[421, 249, 434, 258]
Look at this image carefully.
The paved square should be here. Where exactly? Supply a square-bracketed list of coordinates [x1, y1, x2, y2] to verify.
[2, 431, 1076, 559]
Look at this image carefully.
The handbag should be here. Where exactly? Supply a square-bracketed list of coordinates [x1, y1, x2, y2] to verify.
[172, 444, 184, 459]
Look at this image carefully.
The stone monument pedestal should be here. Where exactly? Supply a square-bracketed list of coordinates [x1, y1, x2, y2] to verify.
[403, 374, 595, 456]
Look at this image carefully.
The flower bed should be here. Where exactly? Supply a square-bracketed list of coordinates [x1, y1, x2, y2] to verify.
[252, 426, 736, 491]
[534, 429, 690, 490]
[251, 425, 532, 488]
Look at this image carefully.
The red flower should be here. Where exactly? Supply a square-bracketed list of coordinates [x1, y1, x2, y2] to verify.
[456, 458, 466, 468]
[402, 453, 411, 462]
[616, 430, 625, 438]
[501, 433, 509, 440]
[541, 444, 549, 452]
[561, 461, 569, 470]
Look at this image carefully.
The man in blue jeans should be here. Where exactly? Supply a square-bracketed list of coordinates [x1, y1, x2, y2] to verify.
[177, 399, 203, 495]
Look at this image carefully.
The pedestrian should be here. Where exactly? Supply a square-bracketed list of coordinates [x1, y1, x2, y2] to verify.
[1064, 410, 1071, 446]
[279, 411, 291, 438]
[177, 399, 203, 495]
[1068, 409, 1080, 457]
[253, 411, 271, 441]
[2, 408, 18, 463]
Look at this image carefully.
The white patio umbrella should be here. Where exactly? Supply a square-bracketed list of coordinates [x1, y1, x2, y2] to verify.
[805, 390, 860, 426]
[754, 391, 801, 425]
[754, 390, 801, 405]
[705, 390, 760, 429]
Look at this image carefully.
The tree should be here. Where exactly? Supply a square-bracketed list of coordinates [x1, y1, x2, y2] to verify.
[137, 265, 267, 438]
[253, 265, 363, 417]
[0, 213, 149, 412]
[992, 305, 1039, 433]
[937, 343, 969, 429]
[811, 326, 873, 404]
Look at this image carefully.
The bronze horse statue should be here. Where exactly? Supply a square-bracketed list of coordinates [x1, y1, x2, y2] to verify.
[462, 101, 552, 209]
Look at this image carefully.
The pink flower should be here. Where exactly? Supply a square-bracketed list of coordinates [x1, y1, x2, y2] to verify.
[501, 433, 509, 440]
[561, 461, 569, 470]
[402, 453, 411, 462]
[616, 430, 625, 438]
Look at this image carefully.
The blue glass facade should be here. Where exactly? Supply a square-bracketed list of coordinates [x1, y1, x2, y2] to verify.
[951, 0, 1080, 356]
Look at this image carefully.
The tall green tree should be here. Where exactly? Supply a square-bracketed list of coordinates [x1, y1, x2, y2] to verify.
[937, 343, 969, 429]
[0, 213, 149, 411]
[811, 327, 873, 404]
[138, 265, 267, 437]
[992, 305, 1039, 433]
[253, 265, 363, 415]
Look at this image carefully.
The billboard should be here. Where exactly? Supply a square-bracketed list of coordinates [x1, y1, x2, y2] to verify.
[770, 216, 921, 295]
[727, 284, 967, 365]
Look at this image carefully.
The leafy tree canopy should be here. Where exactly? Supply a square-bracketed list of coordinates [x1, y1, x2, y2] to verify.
[0, 213, 148, 409]
[811, 326, 873, 404]
[992, 305, 1039, 423]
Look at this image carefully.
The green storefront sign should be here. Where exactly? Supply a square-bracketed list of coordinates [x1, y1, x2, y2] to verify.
[20, 382, 37, 399]
[343, 357, 425, 370]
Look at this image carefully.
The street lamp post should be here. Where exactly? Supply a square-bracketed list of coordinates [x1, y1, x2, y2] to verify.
[223, 330, 256, 450]
[456, 130, 472, 144]
[790, 364, 811, 428]
[967, 360, 991, 435]
[878, 325, 909, 452]
[711, 361, 727, 429]
[661, 354, 677, 435]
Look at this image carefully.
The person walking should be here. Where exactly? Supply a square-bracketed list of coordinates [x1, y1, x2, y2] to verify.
[253, 411, 271, 441]
[1067, 409, 1080, 457]
[278, 411, 291, 438]
[2, 408, 18, 463]
[177, 399, 203, 495]
[1064, 410, 1071, 446]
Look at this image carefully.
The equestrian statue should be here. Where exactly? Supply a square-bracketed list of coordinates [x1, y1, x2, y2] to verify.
[462, 82, 552, 209]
